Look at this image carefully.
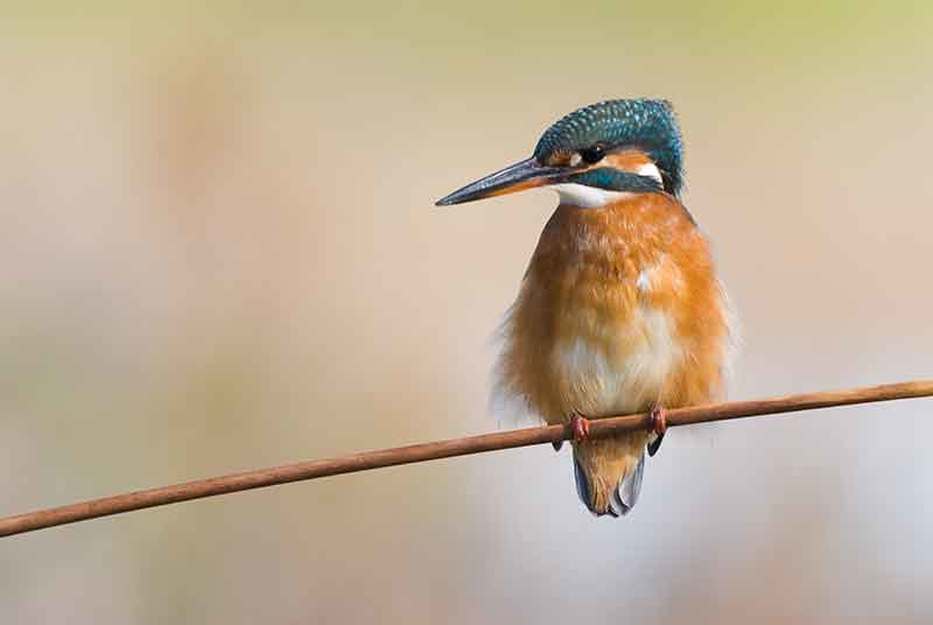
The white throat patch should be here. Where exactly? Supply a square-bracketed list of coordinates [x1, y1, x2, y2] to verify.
[552, 162, 664, 208]
[553, 184, 632, 208]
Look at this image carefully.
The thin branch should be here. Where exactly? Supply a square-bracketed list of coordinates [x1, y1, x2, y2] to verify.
[2, 379, 932, 538]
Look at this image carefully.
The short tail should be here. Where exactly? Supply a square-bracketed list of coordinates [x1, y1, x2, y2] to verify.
[571, 433, 648, 517]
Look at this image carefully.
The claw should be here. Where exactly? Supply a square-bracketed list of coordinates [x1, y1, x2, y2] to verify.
[647, 405, 667, 457]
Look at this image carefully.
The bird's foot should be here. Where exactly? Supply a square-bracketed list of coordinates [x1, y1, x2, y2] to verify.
[553, 412, 590, 451]
[649, 405, 667, 436]
[647, 405, 667, 457]
[569, 411, 592, 443]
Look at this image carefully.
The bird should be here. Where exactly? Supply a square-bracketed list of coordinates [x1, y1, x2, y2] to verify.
[436, 99, 732, 517]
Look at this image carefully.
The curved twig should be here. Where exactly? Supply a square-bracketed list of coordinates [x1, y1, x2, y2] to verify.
[2, 379, 931, 538]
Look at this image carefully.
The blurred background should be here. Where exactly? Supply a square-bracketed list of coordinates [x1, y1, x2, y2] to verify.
[2, 2, 932, 623]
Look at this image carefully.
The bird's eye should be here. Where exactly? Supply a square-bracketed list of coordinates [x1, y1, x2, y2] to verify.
[579, 144, 605, 164]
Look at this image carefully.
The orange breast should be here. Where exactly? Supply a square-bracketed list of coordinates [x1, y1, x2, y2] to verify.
[495, 192, 730, 424]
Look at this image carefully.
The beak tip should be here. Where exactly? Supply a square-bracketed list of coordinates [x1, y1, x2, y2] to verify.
[435, 191, 468, 207]
[435, 157, 551, 208]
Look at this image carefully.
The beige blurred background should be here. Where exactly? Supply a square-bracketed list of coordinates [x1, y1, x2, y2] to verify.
[2, 2, 932, 623]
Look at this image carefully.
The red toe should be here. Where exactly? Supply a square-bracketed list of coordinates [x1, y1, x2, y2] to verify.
[649, 405, 667, 436]
[569, 412, 592, 442]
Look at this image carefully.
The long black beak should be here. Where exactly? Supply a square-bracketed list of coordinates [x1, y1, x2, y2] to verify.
[435, 157, 564, 206]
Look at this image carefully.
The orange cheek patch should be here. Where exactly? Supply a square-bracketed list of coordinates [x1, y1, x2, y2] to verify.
[603, 150, 655, 174]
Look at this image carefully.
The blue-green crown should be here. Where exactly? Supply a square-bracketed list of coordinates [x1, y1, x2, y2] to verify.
[533, 98, 684, 195]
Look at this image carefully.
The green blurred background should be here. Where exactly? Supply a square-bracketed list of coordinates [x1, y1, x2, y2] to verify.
[2, 2, 932, 623]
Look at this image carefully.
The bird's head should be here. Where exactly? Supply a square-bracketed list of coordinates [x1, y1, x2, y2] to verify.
[436, 98, 683, 208]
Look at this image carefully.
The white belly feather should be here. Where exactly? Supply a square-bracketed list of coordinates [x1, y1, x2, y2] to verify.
[551, 303, 683, 416]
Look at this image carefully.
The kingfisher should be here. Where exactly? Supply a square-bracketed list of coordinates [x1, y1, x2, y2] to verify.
[437, 99, 731, 517]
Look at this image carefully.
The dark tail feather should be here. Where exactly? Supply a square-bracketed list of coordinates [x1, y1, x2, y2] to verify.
[572, 450, 646, 517]
[572, 456, 593, 511]
[611, 451, 645, 515]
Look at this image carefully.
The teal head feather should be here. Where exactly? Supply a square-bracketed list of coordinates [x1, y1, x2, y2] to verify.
[533, 98, 684, 196]
[435, 98, 685, 207]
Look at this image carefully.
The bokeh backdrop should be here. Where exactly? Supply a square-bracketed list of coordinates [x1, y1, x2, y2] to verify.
[2, 2, 932, 623]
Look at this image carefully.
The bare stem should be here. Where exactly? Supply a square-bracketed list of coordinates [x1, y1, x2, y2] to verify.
[2, 379, 931, 538]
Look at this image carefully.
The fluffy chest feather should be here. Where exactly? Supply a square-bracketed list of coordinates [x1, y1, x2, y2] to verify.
[496, 193, 728, 423]
[552, 296, 682, 416]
